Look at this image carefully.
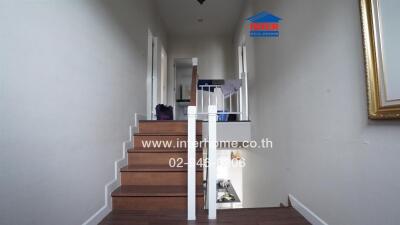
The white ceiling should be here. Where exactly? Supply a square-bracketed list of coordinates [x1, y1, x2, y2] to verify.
[155, 0, 245, 36]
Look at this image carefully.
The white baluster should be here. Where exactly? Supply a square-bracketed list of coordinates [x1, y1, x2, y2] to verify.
[187, 106, 197, 220]
[222, 95, 225, 113]
[201, 87, 204, 113]
[244, 73, 249, 120]
[236, 92, 239, 115]
[229, 94, 232, 113]
[208, 86, 211, 110]
[215, 87, 218, 109]
[207, 105, 217, 220]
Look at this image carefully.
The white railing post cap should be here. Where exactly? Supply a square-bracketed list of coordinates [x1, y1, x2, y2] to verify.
[208, 105, 217, 114]
[192, 58, 198, 66]
[188, 106, 197, 115]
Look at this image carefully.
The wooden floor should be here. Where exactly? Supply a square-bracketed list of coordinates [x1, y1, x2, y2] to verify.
[99, 207, 311, 225]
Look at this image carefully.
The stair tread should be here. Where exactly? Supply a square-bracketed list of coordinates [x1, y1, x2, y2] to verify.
[128, 148, 202, 153]
[121, 165, 202, 172]
[112, 185, 204, 197]
[134, 133, 202, 136]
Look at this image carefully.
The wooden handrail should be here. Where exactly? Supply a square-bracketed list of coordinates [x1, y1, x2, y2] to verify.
[189, 64, 198, 106]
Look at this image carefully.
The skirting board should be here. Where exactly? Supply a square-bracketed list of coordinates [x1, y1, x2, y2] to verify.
[82, 113, 145, 225]
[81, 139, 131, 225]
[289, 194, 329, 225]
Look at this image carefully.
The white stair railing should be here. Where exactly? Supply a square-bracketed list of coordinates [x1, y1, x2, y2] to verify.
[207, 105, 217, 220]
[187, 105, 218, 220]
[197, 84, 242, 117]
[187, 57, 218, 220]
[187, 106, 197, 220]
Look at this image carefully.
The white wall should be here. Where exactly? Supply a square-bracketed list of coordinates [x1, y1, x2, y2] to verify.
[235, 0, 400, 224]
[233, 1, 286, 208]
[167, 35, 234, 106]
[0, 1, 166, 224]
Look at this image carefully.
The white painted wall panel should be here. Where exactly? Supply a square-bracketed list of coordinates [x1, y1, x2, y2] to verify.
[0, 1, 166, 224]
[234, 0, 400, 224]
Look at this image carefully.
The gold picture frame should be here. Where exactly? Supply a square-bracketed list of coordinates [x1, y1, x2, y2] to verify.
[360, 0, 400, 119]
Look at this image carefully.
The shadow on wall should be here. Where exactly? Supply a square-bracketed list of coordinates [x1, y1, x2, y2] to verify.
[242, 1, 400, 225]
[76, 0, 168, 223]
[0, 1, 166, 225]
[98, 0, 154, 55]
[236, 0, 400, 210]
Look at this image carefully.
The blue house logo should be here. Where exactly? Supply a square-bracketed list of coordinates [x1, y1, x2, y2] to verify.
[247, 11, 282, 38]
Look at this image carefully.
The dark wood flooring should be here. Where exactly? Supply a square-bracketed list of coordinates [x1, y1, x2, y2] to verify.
[99, 207, 311, 225]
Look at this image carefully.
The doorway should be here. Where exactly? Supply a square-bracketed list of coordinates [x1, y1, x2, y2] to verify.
[174, 58, 195, 120]
[147, 30, 167, 119]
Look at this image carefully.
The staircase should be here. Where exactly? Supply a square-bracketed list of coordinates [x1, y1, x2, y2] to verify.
[111, 120, 204, 211]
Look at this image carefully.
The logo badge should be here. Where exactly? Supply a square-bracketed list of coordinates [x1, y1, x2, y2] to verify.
[247, 11, 282, 38]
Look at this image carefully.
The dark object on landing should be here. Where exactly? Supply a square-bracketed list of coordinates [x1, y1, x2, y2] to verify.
[217, 113, 237, 122]
[228, 114, 237, 121]
[156, 104, 173, 120]
[198, 79, 225, 92]
[217, 111, 228, 122]
[197, 0, 206, 5]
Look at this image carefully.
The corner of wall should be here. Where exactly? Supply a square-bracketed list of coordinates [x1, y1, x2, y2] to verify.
[289, 194, 329, 225]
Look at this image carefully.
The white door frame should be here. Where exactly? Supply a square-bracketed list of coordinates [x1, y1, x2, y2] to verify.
[160, 46, 168, 104]
[172, 61, 177, 120]
[146, 30, 163, 120]
[238, 43, 249, 121]
[146, 29, 154, 120]
[152, 37, 159, 120]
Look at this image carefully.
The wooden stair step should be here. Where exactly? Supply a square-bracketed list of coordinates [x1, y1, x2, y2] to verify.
[134, 135, 202, 149]
[121, 165, 202, 172]
[138, 120, 202, 135]
[112, 185, 204, 210]
[128, 148, 202, 153]
[110, 120, 205, 211]
[134, 133, 202, 136]
[121, 165, 203, 186]
[127, 148, 203, 166]
[112, 185, 203, 197]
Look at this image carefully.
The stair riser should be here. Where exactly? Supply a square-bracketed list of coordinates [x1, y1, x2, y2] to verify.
[128, 152, 202, 165]
[134, 135, 202, 149]
[139, 121, 202, 134]
[121, 171, 203, 186]
[112, 196, 204, 210]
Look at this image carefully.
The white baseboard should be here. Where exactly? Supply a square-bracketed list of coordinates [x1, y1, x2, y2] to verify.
[82, 113, 146, 225]
[289, 194, 329, 225]
[81, 140, 131, 225]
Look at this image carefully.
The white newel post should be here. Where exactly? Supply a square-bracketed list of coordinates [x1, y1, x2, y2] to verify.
[242, 45, 249, 121]
[207, 105, 217, 219]
[187, 106, 197, 220]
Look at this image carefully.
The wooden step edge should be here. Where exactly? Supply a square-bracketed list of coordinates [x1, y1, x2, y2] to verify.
[128, 148, 203, 153]
[139, 120, 203, 123]
[120, 165, 203, 172]
[112, 185, 204, 197]
[136, 132, 203, 136]
[134, 133, 202, 137]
